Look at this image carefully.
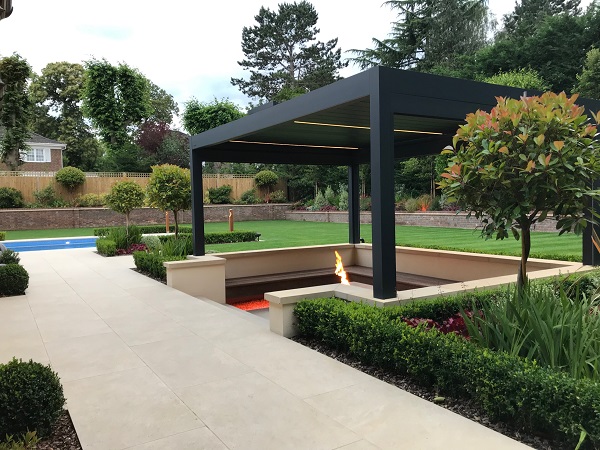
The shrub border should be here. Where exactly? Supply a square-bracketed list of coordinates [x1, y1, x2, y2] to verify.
[294, 297, 600, 447]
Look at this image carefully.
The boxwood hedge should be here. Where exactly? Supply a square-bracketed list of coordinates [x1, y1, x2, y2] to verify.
[294, 297, 600, 447]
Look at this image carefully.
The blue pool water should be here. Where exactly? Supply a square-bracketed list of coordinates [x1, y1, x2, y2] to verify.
[3, 237, 98, 252]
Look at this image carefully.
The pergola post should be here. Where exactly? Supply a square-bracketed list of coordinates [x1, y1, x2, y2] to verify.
[348, 164, 360, 244]
[583, 180, 600, 265]
[370, 74, 397, 299]
[190, 149, 205, 256]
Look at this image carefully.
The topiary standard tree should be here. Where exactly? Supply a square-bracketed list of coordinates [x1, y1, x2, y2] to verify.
[438, 92, 600, 291]
[105, 181, 145, 231]
[146, 164, 191, 238]
[254, 169, 278, 201]
[55, 166, 86, 192]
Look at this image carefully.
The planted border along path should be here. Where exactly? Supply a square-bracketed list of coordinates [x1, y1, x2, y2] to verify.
[0, 248, 531, 449]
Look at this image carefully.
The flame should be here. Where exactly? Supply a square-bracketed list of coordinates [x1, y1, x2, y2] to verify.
[334, 251, 350, 285]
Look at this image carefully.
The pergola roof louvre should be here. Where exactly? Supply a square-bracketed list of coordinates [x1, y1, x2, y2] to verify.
[189, 66, 600, 299]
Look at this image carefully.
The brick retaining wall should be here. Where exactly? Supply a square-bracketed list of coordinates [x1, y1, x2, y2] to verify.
[0, 204, 292, 231]
[0, 205, 561, 232]
[285, 211, 559, 232]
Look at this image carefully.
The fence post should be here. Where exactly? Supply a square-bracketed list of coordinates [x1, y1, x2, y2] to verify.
[229, 209, 234, 232]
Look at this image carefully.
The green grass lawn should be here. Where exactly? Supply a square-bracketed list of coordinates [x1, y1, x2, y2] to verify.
[206, 221, 582, 261]
[3, 220, 583, 261]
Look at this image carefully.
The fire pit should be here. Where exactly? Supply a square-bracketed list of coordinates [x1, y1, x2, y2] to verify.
[164, 243, 585, 335]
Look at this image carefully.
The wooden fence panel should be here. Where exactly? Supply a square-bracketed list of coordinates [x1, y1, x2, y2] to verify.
[0, 172, 287, 203]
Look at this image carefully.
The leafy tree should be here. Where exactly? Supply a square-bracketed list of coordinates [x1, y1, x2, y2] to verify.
[156, 132, 190, 168]
[29, 62, 101, 170]
[395, 156, 436, 197]
[146, 80, 179, 124]
[97, 142, 152, 173]
[351, 0, 492, 72]
[482, 68, 550, 91]
[105, 181, 145, 230]
[0, 54, 31, 170]
[502, 0, 580, 37]
[82, 59, 152, 149]
[135, 120, 170, 156]
[574, 48, 600, 99]
[231, 1, 347, 102]
[475, 11, 586, 92]
[146, 164, 191, 237]
[182, 98, 243, 135]
[438, 93, 600, 291]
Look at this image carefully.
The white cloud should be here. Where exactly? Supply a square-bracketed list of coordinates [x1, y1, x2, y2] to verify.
[0, 0, 592, 128]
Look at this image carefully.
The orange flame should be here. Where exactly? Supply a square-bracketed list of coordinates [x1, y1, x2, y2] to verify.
[334, 251, 350, 285]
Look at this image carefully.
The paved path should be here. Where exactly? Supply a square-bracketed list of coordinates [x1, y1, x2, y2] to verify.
[0, 249, 531, 449]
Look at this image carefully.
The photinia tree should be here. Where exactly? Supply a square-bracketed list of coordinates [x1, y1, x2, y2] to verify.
[438, 92, 600, 290]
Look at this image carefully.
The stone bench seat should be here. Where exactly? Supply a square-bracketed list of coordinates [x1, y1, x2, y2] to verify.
[225, 265, 454, 302]
[344, 266, 454, 288]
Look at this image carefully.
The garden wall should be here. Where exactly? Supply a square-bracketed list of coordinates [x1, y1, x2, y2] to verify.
[0, 204, 292, 231]
[285, 211, 558, 232]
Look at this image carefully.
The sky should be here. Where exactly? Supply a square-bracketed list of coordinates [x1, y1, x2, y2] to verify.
[0, 0, 594, 128]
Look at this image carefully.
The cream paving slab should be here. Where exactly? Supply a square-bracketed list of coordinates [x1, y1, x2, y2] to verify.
[126, 290, 221, 323]
[29, 300, 98, 320]
[81, 294, 151, 320]
[103, 310, 194, 346]
[45, 332, 146, 382]
[177, 371, 359, 450]
[178, 309, 275, 351]
[64, 366, 203, 450]
[33, 309, 112, 343]
[305, 378, 531, 450]
[131, 335, 253, 390]
[125, 427, 228, 450]
[225, 337, 374, 399]
[335, 440, 381, 450]
[0, 297, 39, 333]
[0, 329, 48, 364]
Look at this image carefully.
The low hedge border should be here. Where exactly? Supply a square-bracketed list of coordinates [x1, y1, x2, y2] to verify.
[132, 251, 186, 281]
[294, 298, 600, 447]
[96, 238, 116, 257]
[94, 225, 192, 236]
[95, 227, 260, 244]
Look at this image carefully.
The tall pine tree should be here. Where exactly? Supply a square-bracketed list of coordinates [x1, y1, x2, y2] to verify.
[231, 1, 347, 102]
[351, 0, 492, 72]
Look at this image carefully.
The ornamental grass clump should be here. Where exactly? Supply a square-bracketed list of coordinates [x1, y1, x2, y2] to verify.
[462, 284, 600, 380]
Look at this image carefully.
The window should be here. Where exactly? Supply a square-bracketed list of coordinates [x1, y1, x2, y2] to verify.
[23, 148, 50, 163]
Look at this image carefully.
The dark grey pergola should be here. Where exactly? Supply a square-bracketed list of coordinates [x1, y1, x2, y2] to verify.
[189, 66, 600, 300]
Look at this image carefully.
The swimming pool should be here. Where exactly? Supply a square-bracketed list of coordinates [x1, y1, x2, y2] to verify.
[3, 237, 98, 252]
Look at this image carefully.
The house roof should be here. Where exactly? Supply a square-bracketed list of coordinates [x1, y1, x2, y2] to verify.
[0, 127, 66, 148]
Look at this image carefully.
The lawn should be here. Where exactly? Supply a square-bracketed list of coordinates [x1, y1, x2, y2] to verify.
[202, 221, 582, 261]
[3, 220, 583, 261]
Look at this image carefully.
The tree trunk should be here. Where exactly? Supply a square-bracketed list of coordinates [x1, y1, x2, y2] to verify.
[173, 210, 179, 238]
[517, 223, 531, 294]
